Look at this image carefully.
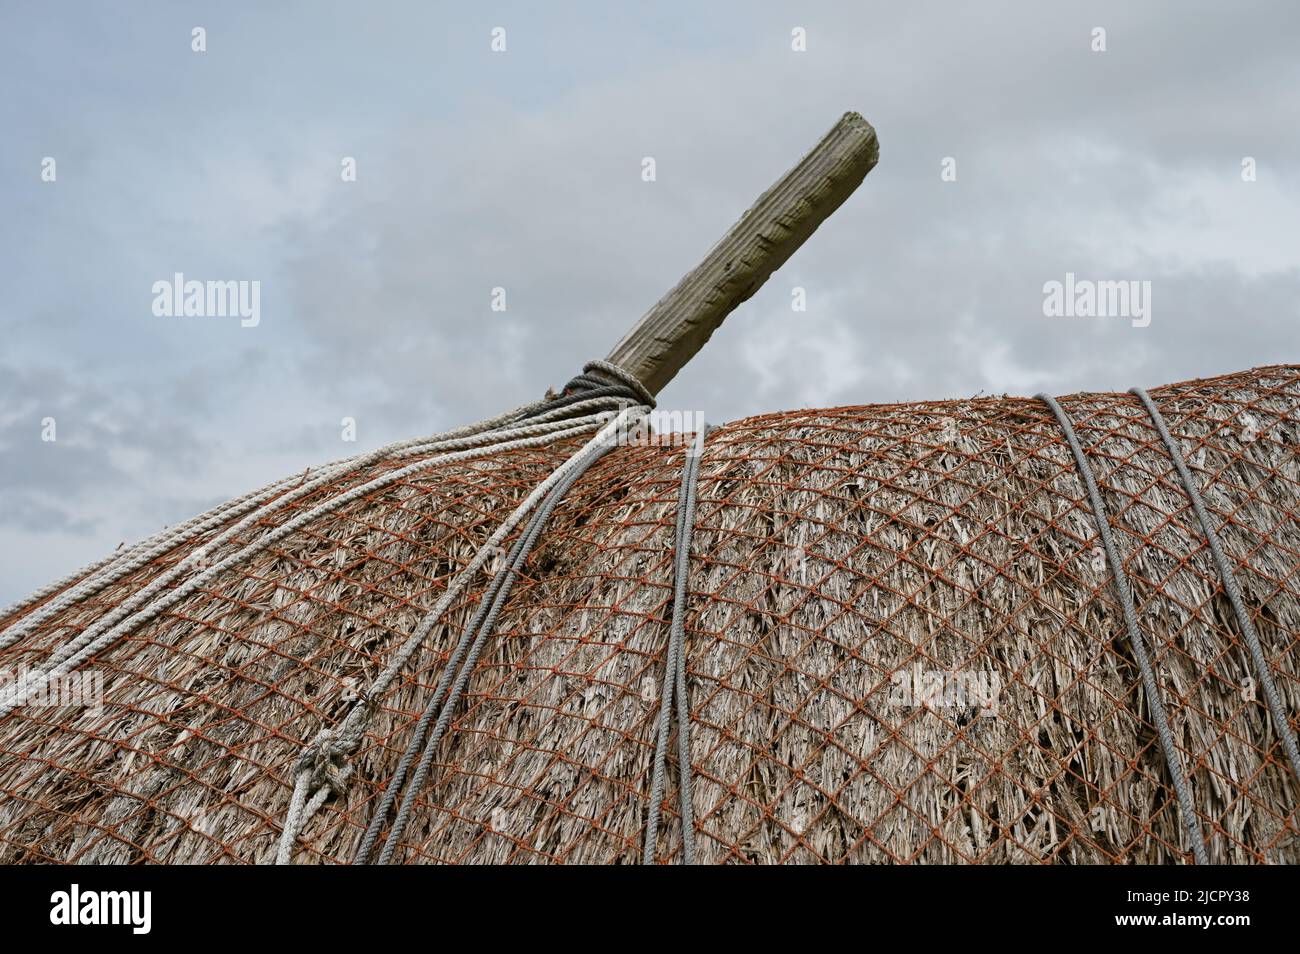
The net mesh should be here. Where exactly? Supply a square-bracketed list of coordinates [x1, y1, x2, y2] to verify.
[0, 364, 1297, 864]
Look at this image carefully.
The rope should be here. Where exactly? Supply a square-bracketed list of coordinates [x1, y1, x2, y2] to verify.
[0, 354, 659, 863]
[0, 377, 641, 651]
[0, 397, 554, 647]
[348, 372, 652, 862]
[643, 428, 704, 864]
[358, 433, 619, 864]
[0, 412, 621, 719]
[275, 405, 649, 863]
[581, 359, 656, 408]
[1037, 393, 1209, 865]
[1130, 387, 1300, 787]
[526, 360, 655, 423]
[1, 399, 646, 703]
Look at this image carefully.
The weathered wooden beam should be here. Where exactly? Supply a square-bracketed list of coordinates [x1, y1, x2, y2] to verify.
[605, 111, 879, 396]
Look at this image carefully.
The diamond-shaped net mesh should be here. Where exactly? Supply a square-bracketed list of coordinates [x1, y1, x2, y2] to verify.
[0, 364, 1297, 863]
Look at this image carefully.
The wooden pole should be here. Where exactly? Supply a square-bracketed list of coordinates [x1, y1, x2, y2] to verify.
[605, 111, 879, 396]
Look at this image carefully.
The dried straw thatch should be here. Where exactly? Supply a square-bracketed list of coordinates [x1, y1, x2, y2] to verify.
[0, 363, 1297, 864]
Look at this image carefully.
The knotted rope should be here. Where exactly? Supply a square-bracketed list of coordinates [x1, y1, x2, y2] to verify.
[1037, 393, 1209, 865]
[274, 390, 653, 863]
[355, 429, 622, 863]
[1131, 387, 1300, 788]
[0, 361, 646, 650]
[643, 427, 705, 864]
[0, 411, 621, 719]
[0, 355, 654, 864]
[0, 399, 551, 648]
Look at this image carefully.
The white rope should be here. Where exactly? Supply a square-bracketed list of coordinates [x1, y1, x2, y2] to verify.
[8, 409, 605, 677]
[0, 355, 654, 863]
[361, 433, 620, 864]
[275, 767, 313, 866]
[274, 406, 647, 864]
[0, 478, 305, 642]
[0, 396, 551, 648]
[0, 410, 623, 718]
[3, 394, 638, 646]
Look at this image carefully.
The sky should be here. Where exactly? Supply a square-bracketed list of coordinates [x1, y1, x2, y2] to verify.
[1, 1, 1298, 605]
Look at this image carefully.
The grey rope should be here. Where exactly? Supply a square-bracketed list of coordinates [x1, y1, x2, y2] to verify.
[1, 367, 648, 655]
[581, 359, 656, 408]
[0, 350, 654, 863]
[643, 429, 704, 864]
[0, 403, 614, 672]
[0, 397, 562, 648]
[358, 434, 619, 864]
[525, 360, 655, 422]
[1131, 387, 1300, 787]
[275, 406, 648, 863]
[1037, 393, 1210, 865]
[2, 413, 620, 721]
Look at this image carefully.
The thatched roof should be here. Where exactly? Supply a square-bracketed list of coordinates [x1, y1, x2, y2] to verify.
[0, 363, 1297, 864]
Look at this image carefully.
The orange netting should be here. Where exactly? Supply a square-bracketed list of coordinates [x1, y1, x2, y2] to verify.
[0, 364, 1296, 864]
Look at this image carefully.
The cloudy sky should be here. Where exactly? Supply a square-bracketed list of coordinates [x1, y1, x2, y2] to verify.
[1, 1, 1298, 604]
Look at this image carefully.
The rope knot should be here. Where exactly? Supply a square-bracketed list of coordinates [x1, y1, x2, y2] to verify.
[295, 728, 356, 799]
[558, 360, 656, 408]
